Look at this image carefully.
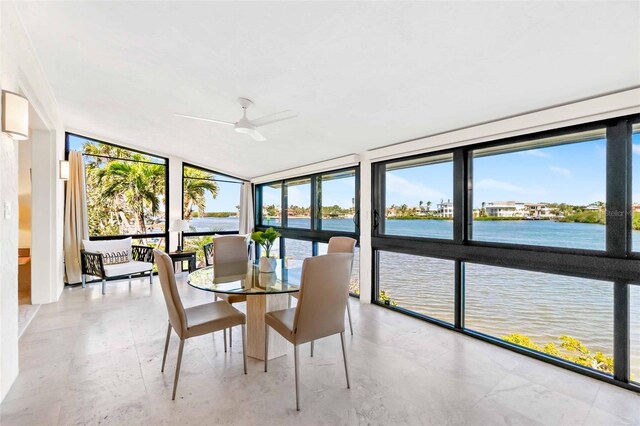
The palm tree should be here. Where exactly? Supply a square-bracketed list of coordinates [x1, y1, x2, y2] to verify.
[97, 156, 165, 233]
[426, 201, 432, 213]
[183, 169, 219, 220]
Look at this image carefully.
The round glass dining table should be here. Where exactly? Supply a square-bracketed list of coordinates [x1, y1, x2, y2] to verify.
[187, 260, 301, 361]
[187, 260, 301, 295]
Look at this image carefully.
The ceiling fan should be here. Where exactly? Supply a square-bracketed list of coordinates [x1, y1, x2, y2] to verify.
[174, 98, 297, 142]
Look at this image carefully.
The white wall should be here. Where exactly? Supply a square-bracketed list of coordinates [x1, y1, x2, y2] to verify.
[0, 1, 65, 401]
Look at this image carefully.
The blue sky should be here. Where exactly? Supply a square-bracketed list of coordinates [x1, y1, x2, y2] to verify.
[386, 136, 640, 208]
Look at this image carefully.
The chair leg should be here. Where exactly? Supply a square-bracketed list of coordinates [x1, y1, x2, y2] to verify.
[264, 324, 269, 372]
[150, 272, 153, 285]
[294, 345, 300, 411]
[346, 302, 353, 335]
[172, 339, 185, 400]
[288, 295, 291, 308]
[223, 328, 227, 353]
[230, 327, 232, 347]
[241, 324, 247, 375]
[101, 279, 106, 295]
[340, 332, 350, 389]
[81, 274, 86, 288]
[161, 323, 171, 372]
[129, 274, 132, 289]
[310, 341, 314, 357]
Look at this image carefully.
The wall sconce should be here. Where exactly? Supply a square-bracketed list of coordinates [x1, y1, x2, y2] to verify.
[1, 90, 29, 140]
[59, 160, 70, 180]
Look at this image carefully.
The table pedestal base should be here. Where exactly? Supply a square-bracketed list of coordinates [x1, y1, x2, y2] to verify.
[246, 293, 290, 360]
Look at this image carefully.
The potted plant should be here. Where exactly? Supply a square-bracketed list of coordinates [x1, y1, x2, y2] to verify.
[251, 227, 281, 273]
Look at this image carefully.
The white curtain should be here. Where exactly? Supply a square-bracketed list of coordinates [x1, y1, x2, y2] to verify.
[238, 182, 255, 259]
[63, 152, 89, 284]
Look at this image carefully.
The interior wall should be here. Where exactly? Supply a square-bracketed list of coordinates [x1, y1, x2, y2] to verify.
[17, 139, 31, 249]
[0, 1, 65, 401]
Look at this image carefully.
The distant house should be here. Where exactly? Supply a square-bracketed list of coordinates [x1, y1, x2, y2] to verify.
[485, 201, 526, 217]
[524, 203, 554, 219]
[437, 200, 454, 218]
[584, 202, 603, 211]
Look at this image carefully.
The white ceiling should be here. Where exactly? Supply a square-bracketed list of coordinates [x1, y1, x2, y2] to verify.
[16, 1, 640, 179]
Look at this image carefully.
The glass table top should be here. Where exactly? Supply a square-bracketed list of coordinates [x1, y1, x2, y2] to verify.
[187, 260, 301, 295]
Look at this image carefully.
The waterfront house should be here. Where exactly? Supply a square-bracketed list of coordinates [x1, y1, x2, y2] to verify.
[437, 199, 454, 218]
[485, 201, 527, 217]
[0, 2, 638, 425]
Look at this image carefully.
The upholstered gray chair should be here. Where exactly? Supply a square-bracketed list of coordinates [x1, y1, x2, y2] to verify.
[154, 250, 247, 400]
[213, 235, 249, 350]
[264, 253, 353, 411]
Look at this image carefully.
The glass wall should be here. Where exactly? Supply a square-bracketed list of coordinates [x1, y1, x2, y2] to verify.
[255, 166, 360, 295]
[378, 252, 454, 324]
[182, 235, 214, 268]
[371, 114, 640, 390]
[465, 263, 613, 374]
[260, 183, 282, 227]
[183, 164, 242, 233]
[286, 178, 311, 229]
[472, 129, 607, 250]
[182, 163, 244, 266]
[384, 154, 453, 239]
[67, 133, 167, 237]
[319, 170, 357, 232]
[284, 239, 312, 268]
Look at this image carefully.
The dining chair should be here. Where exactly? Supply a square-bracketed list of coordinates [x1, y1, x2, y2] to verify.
[203, 242, 214, 267]
[213, 235, 249, 350]
[154, 250, 247, 400]
[289, 236, 356, 346]
[264, 253, 353, 411]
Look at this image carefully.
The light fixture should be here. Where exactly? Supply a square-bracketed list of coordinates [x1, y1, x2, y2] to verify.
[1, 90, 29, 140]
[59, 160, 70, 180]
[169, 219, 190, 252]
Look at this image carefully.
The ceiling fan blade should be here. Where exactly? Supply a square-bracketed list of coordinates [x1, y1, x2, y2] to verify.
[173, 113, 235, 126]
[247, 128, 267, 141]
[252, 110, 297, 127]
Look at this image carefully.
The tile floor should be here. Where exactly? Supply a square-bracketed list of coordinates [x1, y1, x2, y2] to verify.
[1, 274, 639, 425]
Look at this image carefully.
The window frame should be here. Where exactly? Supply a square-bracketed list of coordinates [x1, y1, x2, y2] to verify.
[371, 114, 640, 392]
[65, 132, 170, 245]
[181, 162, 245, 238]
[254, 165, 361, 295]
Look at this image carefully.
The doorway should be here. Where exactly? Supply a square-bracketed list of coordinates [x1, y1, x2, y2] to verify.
[17, 105, 49, 336]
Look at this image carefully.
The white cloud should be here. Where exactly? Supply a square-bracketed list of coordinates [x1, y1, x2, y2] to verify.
[633, 144, 640, 155]
[548, 165, 571, 177]
[474, 178, 524, 193]
[521, 149, 551, 158]
[386, 173, 446, 204]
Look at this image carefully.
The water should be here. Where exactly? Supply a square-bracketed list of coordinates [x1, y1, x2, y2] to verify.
[193, 216, 640, 378]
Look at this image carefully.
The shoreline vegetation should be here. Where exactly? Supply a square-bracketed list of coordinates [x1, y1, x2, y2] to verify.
[385, 211, 640, 230]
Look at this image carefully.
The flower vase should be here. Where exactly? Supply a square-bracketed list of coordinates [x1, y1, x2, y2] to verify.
[259, 257, 277, 273]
